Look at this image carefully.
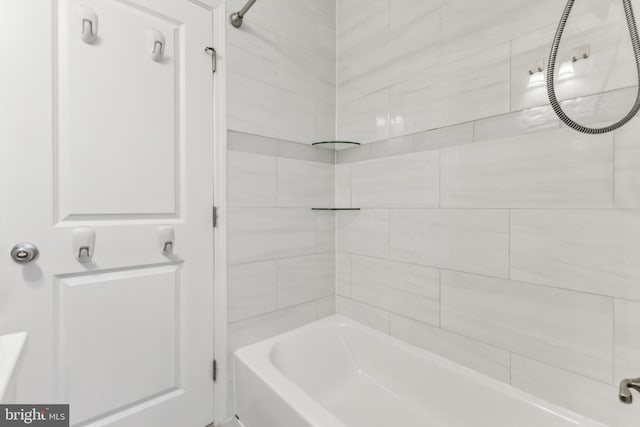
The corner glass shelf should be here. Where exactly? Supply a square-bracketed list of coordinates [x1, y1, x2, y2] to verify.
[311, 208, 361, 211]
[312, 141, 361, 147]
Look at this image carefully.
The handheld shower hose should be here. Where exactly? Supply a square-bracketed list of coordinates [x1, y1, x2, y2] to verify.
[547, 0, 640, 134]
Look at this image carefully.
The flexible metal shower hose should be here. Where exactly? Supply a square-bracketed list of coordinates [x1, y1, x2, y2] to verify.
[547, 0, 640, 134]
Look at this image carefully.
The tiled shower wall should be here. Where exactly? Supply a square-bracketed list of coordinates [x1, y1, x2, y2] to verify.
[225, 0, 336, 416]
[335, 0, 640, 425]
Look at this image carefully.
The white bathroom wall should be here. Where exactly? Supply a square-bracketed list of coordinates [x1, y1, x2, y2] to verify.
[335, 1, 640, 425]
[224, 0, 336, 417]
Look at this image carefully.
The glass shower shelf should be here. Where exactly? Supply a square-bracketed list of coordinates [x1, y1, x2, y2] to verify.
[311, 208, 361, 211]
[312, 141, 361, 146]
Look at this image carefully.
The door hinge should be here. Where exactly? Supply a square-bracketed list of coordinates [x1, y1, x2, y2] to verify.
[212, 359, 218, 382]
[212, 206, 218, 228]
[204, 47, 217, 73]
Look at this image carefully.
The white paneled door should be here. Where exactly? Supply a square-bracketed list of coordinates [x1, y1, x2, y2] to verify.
[0, 0, 215, 426]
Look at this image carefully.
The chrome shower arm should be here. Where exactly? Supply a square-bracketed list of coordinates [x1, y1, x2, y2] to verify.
[230, 0, 258, 28]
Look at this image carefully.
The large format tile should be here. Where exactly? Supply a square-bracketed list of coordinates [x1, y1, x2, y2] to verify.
[228, 301, 318, 353]
[337, 89, 391, 143]
[511, 355, 640, 427]
[316, 296, 336, 319]
[336, 253, 352, 297]
[615, 299, 640, 382]
[316, 211, 335, 253]
[389, 209, 509, 278]
[228, 261, 278, 323]
[615, 117, 640, 207]
[511, 209, 640, 301]
[440, 0, 561, 64]
[277, 158, 334, 207]
[228, 151, 277, 208]
[441, 128, 613, 208]
[351, 151, 439, 208]
[228, 208, 317, 264]
[351, 256, 440, 325]
[441, 270, 613, 382]
[336, 296, 390, 334]
[389, 43, 510, 136]
[473, 106, 560, 142]
[337, 209, 390, 258]
[228, 74, 319, 143]
[390, 315, 511, 382]
[277, 254, 335, 309]
[335, 163, 352, 207]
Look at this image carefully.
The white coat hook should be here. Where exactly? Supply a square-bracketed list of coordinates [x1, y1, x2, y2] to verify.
[78, 5, 98, 44]
[72, 227, 96, 263]
[158, 225, 174, 255]
[148, 29, 165, 62]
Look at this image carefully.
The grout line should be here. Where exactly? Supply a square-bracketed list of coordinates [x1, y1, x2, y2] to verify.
[612, 298, 617, 385]
[438, 269, 442, 328]
[335, 251, 630, 301]
[508, 209, 511, 280]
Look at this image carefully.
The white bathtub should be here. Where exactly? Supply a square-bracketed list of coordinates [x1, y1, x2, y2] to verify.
[233, 316, 607, 427]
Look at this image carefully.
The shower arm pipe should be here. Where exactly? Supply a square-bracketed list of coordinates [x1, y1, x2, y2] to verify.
[230, 0, 258, 28]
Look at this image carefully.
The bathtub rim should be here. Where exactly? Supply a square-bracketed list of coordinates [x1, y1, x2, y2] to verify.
[233, 315, 608, 427]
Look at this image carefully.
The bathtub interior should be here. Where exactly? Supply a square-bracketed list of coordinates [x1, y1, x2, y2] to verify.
[249, 317, 604, 427]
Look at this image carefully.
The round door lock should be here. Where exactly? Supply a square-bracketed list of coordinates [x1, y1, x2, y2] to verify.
[10, 242, 39, 264]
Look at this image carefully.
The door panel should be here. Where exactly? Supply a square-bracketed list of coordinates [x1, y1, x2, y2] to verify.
[58, 266, 179, 424]
[58, 0, 179, 218]
[0, 0, 215, 425]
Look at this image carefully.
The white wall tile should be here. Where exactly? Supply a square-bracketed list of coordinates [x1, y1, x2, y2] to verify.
[351, 256, 440, 325]
[335, 163, 352, 207]
[336, 296, 390, 334]
[228, 0, 336, 142]
[390, 315, 511, 382]
[228, 301, 318, 353]
[228, 74, 320, 143]
[228, 131, 279, 157]
[316, 296, 336, 319]
[228, 261, 278, 323]
[277, 254, 335, 309]
[351, 151, 439, 208]
[473, 106, 560, 143]
[615, 299, 640, 382]
[336, 253, 352, 297]
[441, 270, 613, 382]
[388, 43, 511, 137]
[277, 158, 334, 207]
[615, 117, 640, 207]
[337, 209, 390, 258]
[511, 355, 640, 427]
[337, 0, 388, 60]
[228, 208, 317, 264]
[316, 211, 335, 253]
[390, 209, 509, 278]
[441, 128, 614, 208]
[511, 210, 640, 301]
[228, 151, 277, 208]
[440, 0, 560, 65]
[337, 89, 390, 143]
[510, 7, 638, 112]
[410, 122, 474, 152]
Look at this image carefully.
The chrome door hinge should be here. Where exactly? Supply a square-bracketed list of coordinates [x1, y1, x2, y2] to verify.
[212, 359, 218, 382]
[204, 47, 217, 73]
[212, 206, 218, 228]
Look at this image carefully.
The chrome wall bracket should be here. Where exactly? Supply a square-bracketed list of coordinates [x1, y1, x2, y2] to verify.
[230, 0, 258, 28]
